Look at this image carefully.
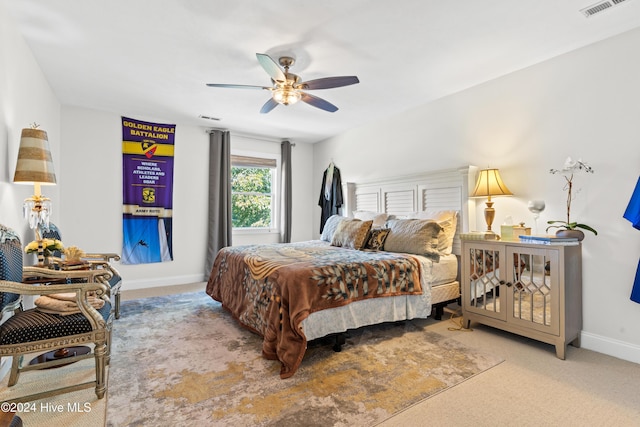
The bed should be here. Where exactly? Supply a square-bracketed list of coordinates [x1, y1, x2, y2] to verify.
[206, 166, 477, 378]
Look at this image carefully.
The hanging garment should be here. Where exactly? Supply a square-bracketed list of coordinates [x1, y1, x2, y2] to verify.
[318, 165, 343, 233]
[623, 176, 640, 303]
[324, 162, 334, 201]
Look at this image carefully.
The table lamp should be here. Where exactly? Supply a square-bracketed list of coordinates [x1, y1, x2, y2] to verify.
[471, 168, 513, 234]
[13, 126, 57, 262]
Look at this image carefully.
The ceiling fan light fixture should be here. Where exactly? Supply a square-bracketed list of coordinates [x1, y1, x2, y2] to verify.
[272, 87, 301, 105]
[207, 53, 359, 113]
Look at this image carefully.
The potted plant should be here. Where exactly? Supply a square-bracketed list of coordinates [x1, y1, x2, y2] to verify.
[546, 157, 597, 241]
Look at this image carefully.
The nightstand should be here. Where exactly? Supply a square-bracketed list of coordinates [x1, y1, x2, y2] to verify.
[460, 238, 582, 359]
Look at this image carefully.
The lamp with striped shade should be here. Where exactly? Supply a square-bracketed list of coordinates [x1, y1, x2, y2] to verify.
[13, 127, 57, 241]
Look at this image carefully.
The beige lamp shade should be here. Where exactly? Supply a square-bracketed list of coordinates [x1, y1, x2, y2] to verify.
[471, 168, 513, 233]
[471, 168, 513, 198]
[13, 128, 57, 186]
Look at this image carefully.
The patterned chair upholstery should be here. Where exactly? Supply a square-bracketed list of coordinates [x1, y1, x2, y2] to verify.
[39, 223, 124, 319]
[0, 226, 23, 317]
[0, 224, 113, 402]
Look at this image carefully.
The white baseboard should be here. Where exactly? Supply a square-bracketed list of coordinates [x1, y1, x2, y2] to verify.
[123, 274, 207, 291]
[581, 331, 640, 365]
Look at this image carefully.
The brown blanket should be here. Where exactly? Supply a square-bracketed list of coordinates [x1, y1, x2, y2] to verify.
[206, 241, 423, 378]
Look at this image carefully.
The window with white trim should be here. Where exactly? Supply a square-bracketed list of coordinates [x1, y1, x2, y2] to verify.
[231, 154, 278, 230]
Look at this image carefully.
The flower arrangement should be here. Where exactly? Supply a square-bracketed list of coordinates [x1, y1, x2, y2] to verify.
[546, 157, 597, 236]
[25, 238, 64, 257]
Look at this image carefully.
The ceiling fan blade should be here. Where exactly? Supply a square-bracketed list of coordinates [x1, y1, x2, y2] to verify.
[297, 76, 359, 90]
[260, 98, 279, 114]
[256, 53, 286, 82]
[300, 93, 338, 112]
[206, 83, 270, 90]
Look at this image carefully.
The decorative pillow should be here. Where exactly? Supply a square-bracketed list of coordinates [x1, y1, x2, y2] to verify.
[321, 215, 346, 242]
[434, 219, 456, 254]
[331, 219, 373, 250]
[364, 228, 390, 251]
[383, 219, 442, 259]
[409, 210, 459, 255]
[353, 211, 389, 228]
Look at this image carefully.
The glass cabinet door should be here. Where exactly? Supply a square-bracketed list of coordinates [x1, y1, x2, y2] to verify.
[507, 247, 559, 335]
[463, 243, 506, 321]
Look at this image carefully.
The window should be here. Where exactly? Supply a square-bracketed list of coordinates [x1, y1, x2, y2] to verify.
[231, 154, 278, 230]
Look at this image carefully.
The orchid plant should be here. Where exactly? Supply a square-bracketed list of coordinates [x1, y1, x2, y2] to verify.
[546, 157, 598, 236]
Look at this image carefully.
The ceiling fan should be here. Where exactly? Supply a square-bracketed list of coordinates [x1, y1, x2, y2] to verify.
[206, 53, 359, 114]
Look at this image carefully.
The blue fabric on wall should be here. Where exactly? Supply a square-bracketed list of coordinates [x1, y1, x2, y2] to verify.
[631, 259, 640, 304]
[623, 176, 640, 230]
[624, 176, 640, 304]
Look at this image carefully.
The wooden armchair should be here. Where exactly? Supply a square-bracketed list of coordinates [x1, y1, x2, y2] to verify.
[0, 224, 113, 403]
[39, 222, 124, 319]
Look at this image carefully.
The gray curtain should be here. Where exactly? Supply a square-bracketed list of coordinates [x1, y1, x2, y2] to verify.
[205, 130, 232, 275]
[280, 140, 292, 243]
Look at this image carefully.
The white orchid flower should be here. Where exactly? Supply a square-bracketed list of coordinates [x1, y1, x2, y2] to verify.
[563, 157, 577, 171]
[546, 157, 597, 236]
[550, 157, 593, 175]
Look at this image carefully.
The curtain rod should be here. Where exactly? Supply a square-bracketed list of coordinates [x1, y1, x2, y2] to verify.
[205, 128, 295, 146]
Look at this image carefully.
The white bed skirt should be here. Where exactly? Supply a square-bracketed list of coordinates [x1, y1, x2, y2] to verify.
[301, 254, 459, 341]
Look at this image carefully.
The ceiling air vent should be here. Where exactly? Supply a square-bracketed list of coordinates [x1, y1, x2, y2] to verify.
[199, 115, 221, 121]
[580, 0, 631, 17]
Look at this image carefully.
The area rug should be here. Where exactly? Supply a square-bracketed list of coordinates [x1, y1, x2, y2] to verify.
[106, 292, 503, 426]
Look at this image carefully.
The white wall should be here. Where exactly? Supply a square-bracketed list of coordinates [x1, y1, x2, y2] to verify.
[58, 107, 207, 289]
[0, 1, 62, 379]
[314, 27, 640, 364]
[0, 2, 61, 237]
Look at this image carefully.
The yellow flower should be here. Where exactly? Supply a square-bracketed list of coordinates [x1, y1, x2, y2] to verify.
[25, 239, 64, 254]
[25, 240, 40, 253]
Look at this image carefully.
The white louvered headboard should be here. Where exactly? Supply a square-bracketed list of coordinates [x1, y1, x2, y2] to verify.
[344, 166, 477, 256]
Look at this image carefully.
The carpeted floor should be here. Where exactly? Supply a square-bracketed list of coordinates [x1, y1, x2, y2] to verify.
[105, 292, 503, 426]
[0, 356, 107, 426]
[5, 285, 640, 426]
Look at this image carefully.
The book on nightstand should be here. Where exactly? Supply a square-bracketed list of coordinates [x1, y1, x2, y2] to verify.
[518, 235, 579, 245]
[460, 231, 500, 241]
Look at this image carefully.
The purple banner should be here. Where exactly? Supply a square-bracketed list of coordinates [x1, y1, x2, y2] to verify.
[122, 117, 175, 264]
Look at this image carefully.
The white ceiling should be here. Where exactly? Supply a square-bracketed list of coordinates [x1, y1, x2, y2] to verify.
[5, 0, 640, 144]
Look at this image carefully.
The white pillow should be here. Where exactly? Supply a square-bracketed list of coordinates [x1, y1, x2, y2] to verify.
[321, 215, 346, 242]
[353, 211, 389, 228]
[409, 210, 458, 255]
